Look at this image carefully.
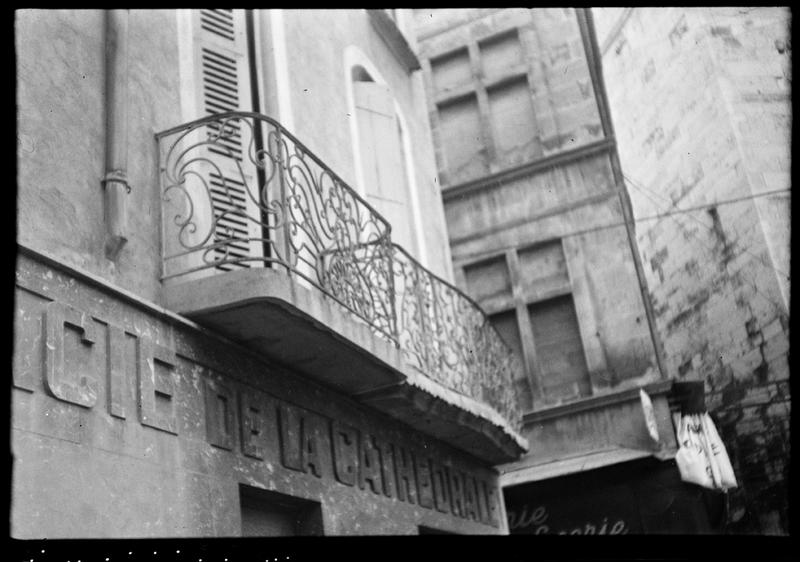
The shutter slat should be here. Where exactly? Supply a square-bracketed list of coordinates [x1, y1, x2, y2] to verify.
[194, 9, 260, 271]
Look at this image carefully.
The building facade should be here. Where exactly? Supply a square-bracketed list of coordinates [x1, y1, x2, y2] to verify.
[593, 7, 791, 534]
[14, 9, 526, 537]
[412, 8, 717, 534]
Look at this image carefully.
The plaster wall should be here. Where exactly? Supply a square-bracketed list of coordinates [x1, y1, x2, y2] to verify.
[16, 9, 183, 305]
[445, 154, 657, 389]
[595, 7, 790, 534]
[16, 9, 453, 303]
[12, 252, 506, 537]
[281, 10, 451, 278]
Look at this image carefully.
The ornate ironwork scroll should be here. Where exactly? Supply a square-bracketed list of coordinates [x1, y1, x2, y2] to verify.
[157, 111, 521, 432]
[157, 112, 395, 339]
[392, 245, 522, 431]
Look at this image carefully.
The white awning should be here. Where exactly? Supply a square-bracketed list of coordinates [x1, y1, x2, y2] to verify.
[500, 446, 677, 487]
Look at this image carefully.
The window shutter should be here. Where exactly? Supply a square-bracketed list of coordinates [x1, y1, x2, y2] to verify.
[528, 295, 591, 402]
[192, 9, 262, 270]
[353, 81, 417, 252]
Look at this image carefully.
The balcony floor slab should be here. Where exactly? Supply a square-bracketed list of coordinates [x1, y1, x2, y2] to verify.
[164, 267, 528, 464]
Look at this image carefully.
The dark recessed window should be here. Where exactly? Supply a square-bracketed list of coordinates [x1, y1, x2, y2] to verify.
[239, 484, 324, 536]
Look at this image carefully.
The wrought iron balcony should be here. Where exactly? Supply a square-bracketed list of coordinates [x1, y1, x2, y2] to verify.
[156, 112, 525, 458]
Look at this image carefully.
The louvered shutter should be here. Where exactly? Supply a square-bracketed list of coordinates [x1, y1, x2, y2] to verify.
[353, 81, 418, 253]
[191, 9, 263, 271]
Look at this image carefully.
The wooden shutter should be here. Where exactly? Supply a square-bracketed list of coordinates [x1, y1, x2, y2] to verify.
[528, 294, 591, 402]
[192, 9, 262, 271]
[353, 81, 417, 253]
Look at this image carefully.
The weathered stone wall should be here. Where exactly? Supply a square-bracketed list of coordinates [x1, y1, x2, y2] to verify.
[14, 9, 498, 538]
[444, 154, 658, 392]
[16, 10, 182, 305]
[414, 8, 659, 407]
[595, 7, 790, 534]
[281, 9, 451, 279]
[16, 9, 453, 299]
[12, 251, 506, 537]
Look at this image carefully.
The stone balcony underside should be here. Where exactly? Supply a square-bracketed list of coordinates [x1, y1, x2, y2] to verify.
[165, 267, 528, 464]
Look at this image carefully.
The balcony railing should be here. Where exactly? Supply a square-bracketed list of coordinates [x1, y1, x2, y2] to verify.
[156, 111, 521, 431]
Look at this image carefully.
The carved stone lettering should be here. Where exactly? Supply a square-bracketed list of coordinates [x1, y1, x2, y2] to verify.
[13, 301, 37, 392]
[394, 445, 417, 504]
[431, 461, 450, 513]
[380, 441, 395, 498]
[239, 390, 266, 460]
[137, 335, 177, 434]
[331, 421, 358, 486]
[300, 413, 325, 478]
[106, 325, 126, 419]
[474, 475, 488, 523]
[43, 301, 98, 408]
[277, 403, 303, 472]
[358, 433, 382, 494]
[484, 480, 500, 528]
[415, 455, 434, 509]
[463, 474, 479, 521]
[205, 377, 236, 450]
[448, 466, 465, 518]
[278, 403, 325, 478]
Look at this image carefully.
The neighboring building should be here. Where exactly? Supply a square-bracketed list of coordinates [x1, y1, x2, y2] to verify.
[412, 8, 717, 533]
[593, 7, 791, 534]
[13, 9, 527, 537]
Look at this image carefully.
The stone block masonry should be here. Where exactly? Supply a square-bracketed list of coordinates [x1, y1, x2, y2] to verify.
[12, 252, 506, 537]
[595, 7, 790, 534]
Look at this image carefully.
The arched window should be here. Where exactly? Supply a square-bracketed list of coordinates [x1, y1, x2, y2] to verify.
[350, 64, 419, 256]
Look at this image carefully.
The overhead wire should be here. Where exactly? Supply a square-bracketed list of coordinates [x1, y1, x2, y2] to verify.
[621, 172, 788, 316]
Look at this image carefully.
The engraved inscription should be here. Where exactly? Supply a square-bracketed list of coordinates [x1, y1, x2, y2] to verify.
[300, 412, 325, 478]
[358, 433, 383, 494]
[394, 445, 417, 505]
[379, 441, 396, 498]
[43, 301, 98, 408]
[448, 466, 465, 518]
[277, 403, 325, 478]
[484, 480, 500, 527]
[431, 461, 451, 513]
[18, 293, 504, 528]
[463, 474, 479, 521]
[137, 336, 178, 434]
[205, 377, 236, 450]
[332, 421, 358, 486]
[277, 403, 303, 472]
[106, 325, 127, 419]
[415, 455, 435, 509]
[239, 389, 267, 460]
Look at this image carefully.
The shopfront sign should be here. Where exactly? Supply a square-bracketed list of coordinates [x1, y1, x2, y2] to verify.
[14, 295, 501, 528]
[505, 479, 641, 534]
[507, 503, 629, 534]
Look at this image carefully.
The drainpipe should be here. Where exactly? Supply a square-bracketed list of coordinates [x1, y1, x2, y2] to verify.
[103, 9, 130, 260]
[576, 8, 669, 380]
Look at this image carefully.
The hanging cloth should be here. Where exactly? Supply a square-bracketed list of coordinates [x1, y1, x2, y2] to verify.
[673, 412, 738, 490]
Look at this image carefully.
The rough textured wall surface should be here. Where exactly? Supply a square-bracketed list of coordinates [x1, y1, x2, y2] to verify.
[414, 8, 603, 188]
[415, 8, 659, 407]
[283, 10, 452, 279]
[595, 7, 790, 534]
[13, 253, 506, 537]
[16, 10, 183, 305]
[444, 154, 658, 398]
[16, 9, 452, 298]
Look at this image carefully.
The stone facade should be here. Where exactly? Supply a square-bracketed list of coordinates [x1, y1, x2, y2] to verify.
[14, 9, 513, 537]
[412, 8, 662, 412]
[593, 7, 790, 534]
[411, 8, 696, 522]
[13, 250, 504, 537]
